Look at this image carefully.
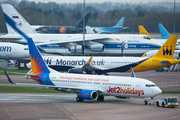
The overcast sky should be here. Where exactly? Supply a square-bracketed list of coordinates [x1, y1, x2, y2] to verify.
[28, 0, 178, 3]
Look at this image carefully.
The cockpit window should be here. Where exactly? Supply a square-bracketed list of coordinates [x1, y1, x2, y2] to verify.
[145, 84, 156, 87]
[24, 48, 29, 50]
[143, 36, 151, 40]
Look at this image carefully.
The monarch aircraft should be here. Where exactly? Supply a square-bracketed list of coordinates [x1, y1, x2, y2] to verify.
[4, 15, 162, 102]
[25, 35, 180, 75]
[31, 13, 91, 34]
[0, 4, 169, 57]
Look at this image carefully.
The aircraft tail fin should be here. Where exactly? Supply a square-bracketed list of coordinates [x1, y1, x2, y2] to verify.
[138, 25, 152, 38]
[112, 17, 125, 28]
[158, 23, 171, 39]
[3, 4, 50, 74]
[86, 26, 95, 34]
[2, 4, 37, 34]
[130, 67, 136, 78]
[152, 35, 178, 59]
[75, 13, 91, 28]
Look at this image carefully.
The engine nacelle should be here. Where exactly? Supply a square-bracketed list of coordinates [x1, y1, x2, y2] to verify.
[69, 46, 82, 53]
[89, 44, 104, 52]
[68, 69, 83, 74]
[78, 90, 98, 100]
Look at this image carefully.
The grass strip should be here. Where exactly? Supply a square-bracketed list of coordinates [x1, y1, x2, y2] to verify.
[0, 86, 61, 93]
[0, 69, 29, 75]
[162, 91, 180, 94]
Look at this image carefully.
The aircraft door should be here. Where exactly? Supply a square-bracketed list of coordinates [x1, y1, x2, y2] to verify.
[136, 82, 141, 91]
[147, 58, 152, 67]
[13, 45, 18, 53]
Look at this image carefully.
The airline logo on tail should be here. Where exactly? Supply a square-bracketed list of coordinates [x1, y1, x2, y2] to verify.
[118, 22, 123, 27]
[161, 31, 167, 37]
[163, 46, 172, 55]
[12, 15, 19, 19]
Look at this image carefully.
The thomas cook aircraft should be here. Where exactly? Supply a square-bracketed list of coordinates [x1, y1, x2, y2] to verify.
[4, 15, 162, 102]
[1, 4, 168, 57]
[26, 35, 180, 74]
[138, 25, 180, 50]
[91, 17, 127, 34]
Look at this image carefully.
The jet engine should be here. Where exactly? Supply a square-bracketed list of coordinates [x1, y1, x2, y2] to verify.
[69, 46, 82, 53]
[89, 44, 104, 52]
[68, 69, 83, 74]
[78, 90, 98, 100]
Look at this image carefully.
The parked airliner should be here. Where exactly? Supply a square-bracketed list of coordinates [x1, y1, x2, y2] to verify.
[0, 42, 29, 59]
[4, 15, 162, 102]
[91, 17, 127, 34]
[138, 25, 180, 50]
[26, 35, 179, 74]
[0, 4, 168, 56]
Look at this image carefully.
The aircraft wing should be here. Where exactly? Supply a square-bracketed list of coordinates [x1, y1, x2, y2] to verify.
[73, 56, 103, 72]
[35, 34, 110, 46]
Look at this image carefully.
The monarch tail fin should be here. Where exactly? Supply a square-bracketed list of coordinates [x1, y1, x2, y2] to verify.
[138, 25, 152, 39]
[112, 17, 125, 28]
[152, 35, 178, 59]
[75, 13, 91, 28]
[158, 23, 171, 39]
[2, 4, 37, 34]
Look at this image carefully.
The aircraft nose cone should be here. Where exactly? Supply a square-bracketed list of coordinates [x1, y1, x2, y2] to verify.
[154, 87, 162, 96]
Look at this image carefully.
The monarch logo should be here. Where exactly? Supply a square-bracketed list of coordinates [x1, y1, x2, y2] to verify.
[163, 46, 172, 55]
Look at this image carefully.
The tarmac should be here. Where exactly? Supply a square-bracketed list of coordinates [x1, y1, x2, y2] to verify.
[0, 70, 180, 120]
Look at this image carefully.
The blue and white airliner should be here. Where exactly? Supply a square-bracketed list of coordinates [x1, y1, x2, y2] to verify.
[0, 4, 167, 56]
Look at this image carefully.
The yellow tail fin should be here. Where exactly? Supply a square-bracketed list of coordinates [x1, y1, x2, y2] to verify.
[152, 35, 178, 59]
[138, 25, 152, 38]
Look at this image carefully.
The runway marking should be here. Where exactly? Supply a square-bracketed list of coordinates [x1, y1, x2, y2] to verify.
[156, 82, 180, 88]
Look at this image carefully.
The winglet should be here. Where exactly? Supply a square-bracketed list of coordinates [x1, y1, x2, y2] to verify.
[87, 55, 93, 65]
[130, 67, 136, 78]
[4, 71, 16, 84]
[158, 23, 171, 39]
[138, 25, 152, 39]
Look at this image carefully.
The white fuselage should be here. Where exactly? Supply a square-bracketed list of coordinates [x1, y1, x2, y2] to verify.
[0, 33, 164, 56]
[0, 42, 29, 59]
[47, 72, 162, 98]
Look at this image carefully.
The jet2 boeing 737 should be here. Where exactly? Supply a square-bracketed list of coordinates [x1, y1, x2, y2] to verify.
[4, 16, 162, 102]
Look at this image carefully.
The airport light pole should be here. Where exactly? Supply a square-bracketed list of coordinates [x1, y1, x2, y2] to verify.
[82, 0, 86, 56]
[173, 0, 175, 34]
[43, 0, 44, 25]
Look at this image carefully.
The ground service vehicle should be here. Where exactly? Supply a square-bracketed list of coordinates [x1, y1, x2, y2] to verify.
[155, 97, 178, 108]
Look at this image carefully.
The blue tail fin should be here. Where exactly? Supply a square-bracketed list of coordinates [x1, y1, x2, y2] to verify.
[112, 17, 125, 28]
[130, 67, 136, 78]
[158, 23, 171, 39]
[2, 4, 50, 74]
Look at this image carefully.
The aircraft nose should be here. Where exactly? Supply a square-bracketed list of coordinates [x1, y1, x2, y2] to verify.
[154, 87, 162, 96]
